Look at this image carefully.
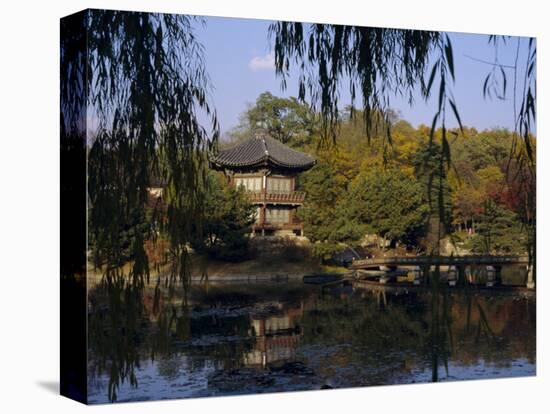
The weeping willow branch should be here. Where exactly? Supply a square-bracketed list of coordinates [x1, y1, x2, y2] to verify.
[270, 25, 462, 252]
[484, 35, 536, 283]
[62, 10, 219, 289]
[269, 23, 441, 144]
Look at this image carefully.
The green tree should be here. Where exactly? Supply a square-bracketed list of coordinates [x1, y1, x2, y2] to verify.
[190, 173, 256, 261]
[298, 163, 362, 258]
[470, 200, 526, 254]
[347, 169, 429, 248]
[413, 141, 453, 218]
[230, 91, 316, 147]
[412, 140, 454, 251]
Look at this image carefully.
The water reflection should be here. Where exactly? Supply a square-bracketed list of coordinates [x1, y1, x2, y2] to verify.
[87, 276, 535, 403]
[245, 302, 303, 368]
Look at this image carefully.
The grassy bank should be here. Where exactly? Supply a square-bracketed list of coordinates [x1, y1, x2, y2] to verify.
[87, 239, 347, 286]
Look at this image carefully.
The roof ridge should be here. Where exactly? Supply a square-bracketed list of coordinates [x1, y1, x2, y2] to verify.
[264, 135, 314, 160]
[210, 132, 316, 171]
[261, 135, 269, 157]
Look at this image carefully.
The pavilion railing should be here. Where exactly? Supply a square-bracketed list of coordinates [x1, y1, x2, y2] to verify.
[247, 191, 306, 204]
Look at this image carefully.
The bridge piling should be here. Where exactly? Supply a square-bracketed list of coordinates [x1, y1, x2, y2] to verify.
[486, 266, 498, 287]
[448, 266, 458, 286]
[457, 265, 466, 287]
[496, 265, 503, 285]
[526, 265, 535, 289]
[412, 266, 422, 285]
[422, 265, 430, 286]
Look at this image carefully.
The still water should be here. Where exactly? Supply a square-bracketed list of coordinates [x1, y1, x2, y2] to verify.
[87, 279, 536, 403]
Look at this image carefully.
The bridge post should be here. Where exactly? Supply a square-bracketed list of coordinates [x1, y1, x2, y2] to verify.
[526, 265, 535, 289]
[495, 265, 503, 285]
[457, 265, 466, 287]
[448, 265, 457, 287]
[486, 266, 497, 287]
[422, 265, 431, 285]
[413, 266, 422, 285]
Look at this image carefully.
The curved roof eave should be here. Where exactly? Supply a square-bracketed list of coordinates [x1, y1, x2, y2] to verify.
[209, 133, 316, 171]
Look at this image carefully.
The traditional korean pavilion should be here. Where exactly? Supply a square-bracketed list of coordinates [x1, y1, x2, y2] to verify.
[211, 133, 316, 237]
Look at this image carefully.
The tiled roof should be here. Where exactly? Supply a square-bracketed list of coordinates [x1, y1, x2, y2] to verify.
[211, 133, 316, 172]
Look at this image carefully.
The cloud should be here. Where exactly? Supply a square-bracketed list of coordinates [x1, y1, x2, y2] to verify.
[248, 52, 275, 71]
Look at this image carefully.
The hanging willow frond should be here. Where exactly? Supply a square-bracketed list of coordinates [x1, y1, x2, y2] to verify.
[269, 23, 442, 143]
[61, 10, 219, 287]
[270, 23, 463, 253]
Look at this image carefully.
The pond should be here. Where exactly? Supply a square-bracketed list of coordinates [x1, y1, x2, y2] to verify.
[87, 278, 536, 404]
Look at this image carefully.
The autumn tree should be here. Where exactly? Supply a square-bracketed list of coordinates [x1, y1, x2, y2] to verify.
[270, 23, 535, 273]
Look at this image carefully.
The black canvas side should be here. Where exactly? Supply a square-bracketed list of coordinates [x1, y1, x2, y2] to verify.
[60, 9, 88, 405]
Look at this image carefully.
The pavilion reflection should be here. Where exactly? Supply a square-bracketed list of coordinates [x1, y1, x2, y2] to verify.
[244, 301, 304, 368]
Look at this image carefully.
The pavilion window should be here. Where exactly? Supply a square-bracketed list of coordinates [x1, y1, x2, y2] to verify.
[235, 177, 243, 189]
[235, 176, 262, 192]
[267, 178, 291, 193]
[266, 207, 290, 224]
[253, 177, 262, 191]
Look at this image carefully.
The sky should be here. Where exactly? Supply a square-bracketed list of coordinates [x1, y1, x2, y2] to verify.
[194, 16, 535, 137]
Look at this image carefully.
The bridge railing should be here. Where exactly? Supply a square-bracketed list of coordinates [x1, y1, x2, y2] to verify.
[351, 255, 529, 268]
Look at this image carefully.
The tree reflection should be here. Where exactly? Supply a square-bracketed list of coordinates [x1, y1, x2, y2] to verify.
[427, 267, 453, 382]
[88, 277, 145, 402]
[303, 278, 534, 385]
[88, 276, 192, 402]
[88, 279, 535, 402]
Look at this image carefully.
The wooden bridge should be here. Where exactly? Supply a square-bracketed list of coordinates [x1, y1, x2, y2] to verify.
[351, 255, 530, 269]
[350, 255, 534, 289]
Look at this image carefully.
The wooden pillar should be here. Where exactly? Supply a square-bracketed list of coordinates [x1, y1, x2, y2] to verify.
[413, 266, 422, 285]
[486, 265, 497, 287]
[262, 170, 268, 236]
[260, 204, 266, 225]
[422, 264, 430, 286]
[448, 265, 458, 287]
[526, 264, 535, 289]
[464, 265, 474, 285]
[495, 265, 503, 285]
[289, 208, 293, 225]
[259, 319, 265, 336]
[458, 265, 466, 287]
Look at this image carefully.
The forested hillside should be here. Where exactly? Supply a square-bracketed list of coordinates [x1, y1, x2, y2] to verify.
[226, 92, 535, 259]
